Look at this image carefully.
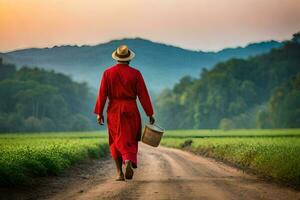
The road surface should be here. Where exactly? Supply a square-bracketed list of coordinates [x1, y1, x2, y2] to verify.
[47, 143, 300, 200]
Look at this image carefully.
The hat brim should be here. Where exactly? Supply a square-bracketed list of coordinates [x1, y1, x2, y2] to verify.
[112, 50, 135, 61]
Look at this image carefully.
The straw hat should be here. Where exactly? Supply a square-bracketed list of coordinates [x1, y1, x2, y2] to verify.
[112, 45, 135, 61]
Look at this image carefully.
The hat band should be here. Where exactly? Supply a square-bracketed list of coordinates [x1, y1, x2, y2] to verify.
[115, 50, 131, 58]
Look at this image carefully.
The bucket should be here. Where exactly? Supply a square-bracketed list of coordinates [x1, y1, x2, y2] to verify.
[141, 124, 164, 147]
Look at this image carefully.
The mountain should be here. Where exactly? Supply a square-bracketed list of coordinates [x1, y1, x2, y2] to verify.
[155, 37, 300, 129]
[0, 38, 282, 92]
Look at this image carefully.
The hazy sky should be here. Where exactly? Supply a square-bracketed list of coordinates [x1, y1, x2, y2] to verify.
[1, 0, 300, 52]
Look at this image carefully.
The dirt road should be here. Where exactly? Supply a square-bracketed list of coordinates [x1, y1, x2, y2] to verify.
[44, 143, 299, 200]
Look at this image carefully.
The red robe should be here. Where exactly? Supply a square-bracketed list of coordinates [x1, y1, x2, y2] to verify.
[94, 63, 153, 167]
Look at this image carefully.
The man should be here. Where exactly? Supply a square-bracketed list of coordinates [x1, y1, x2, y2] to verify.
[94, 45, 155, 181]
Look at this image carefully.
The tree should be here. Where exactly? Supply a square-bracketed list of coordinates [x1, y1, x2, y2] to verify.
[0, 63, 96, 133]
[155, 33, 300, 129]
[219, 118, 234, 130]
[0, 62, 16, 81]
[292, 31, 300, 43]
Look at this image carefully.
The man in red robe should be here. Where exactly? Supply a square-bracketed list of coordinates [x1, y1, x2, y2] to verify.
[94, 45, 155, 181]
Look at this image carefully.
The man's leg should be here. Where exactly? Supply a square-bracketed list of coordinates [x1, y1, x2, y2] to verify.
[110, 143, 125, 181]
[114, 156, 125, 181]
[125, 160, 134, 179]
[122, 152, 136, 179]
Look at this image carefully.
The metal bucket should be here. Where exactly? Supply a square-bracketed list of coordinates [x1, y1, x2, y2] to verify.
[141, 124, 164, 147]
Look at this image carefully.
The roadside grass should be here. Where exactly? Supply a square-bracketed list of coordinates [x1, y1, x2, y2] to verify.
[163, 129, 300, 138]
[0, 131, 108, 186]
[161, 129, 300, 187]
[2, 129, 300, 187]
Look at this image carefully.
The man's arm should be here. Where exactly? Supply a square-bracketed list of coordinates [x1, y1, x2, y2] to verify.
[94, 71, 108, 125]
[136, 71, 155, 124]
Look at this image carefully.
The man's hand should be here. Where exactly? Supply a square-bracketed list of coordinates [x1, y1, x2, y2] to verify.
[97, 115, 104, 125]
[149, 116, 155, 125]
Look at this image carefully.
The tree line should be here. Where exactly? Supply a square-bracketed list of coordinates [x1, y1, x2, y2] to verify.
[0, 59, 97, 132]
[1, 33, 299, 132]
[155, 33, 300, 129]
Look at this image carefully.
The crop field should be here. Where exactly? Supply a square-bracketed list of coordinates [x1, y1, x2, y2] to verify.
[1, 129, 300, 187]
[0, 131, 108, 186]
[161, 129, 300, 187]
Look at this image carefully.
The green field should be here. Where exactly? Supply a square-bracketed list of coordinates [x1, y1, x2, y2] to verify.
[0, 131, 108, 186]
[1, 129, 300, 187]
[161, 129, 300, 187]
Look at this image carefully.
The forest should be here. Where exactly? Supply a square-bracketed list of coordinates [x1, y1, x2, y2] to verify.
[155, 33, 300, 129]
[0, 34, 299, 132]
[0, 60, 96, 132]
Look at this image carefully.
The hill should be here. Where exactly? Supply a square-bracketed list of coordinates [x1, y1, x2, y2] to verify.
[0, 38, 282, 92]
[0, 59, 96, 132]
[155, 34, 300, 129]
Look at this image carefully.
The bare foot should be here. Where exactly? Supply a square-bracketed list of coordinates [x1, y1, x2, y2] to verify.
[115, 173, 125, 181]
[125, 160, 134, 180]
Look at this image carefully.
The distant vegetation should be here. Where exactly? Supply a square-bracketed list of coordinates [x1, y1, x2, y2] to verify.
[161, 129, 300, 187]
[0, 35, 296, 131]
[0, 60, 97, 132]
[1, 38, 281, 91]
[156, 33, 300, 129]
[0, 132, 108, 186]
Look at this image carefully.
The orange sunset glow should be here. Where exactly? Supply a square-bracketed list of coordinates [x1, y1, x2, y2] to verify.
[1, 0, 300, 52]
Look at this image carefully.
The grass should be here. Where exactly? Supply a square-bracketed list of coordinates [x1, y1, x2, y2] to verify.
[0, 131, 108, 186]
[2, 129, 300, 187]
[163, 129, 300, 138]
[161, 129, 300, 187]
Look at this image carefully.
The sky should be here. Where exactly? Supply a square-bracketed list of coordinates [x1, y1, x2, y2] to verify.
[0, 0, 300, 52]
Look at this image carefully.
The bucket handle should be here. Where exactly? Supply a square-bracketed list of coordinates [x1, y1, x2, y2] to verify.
[152, 123, 164, 132]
